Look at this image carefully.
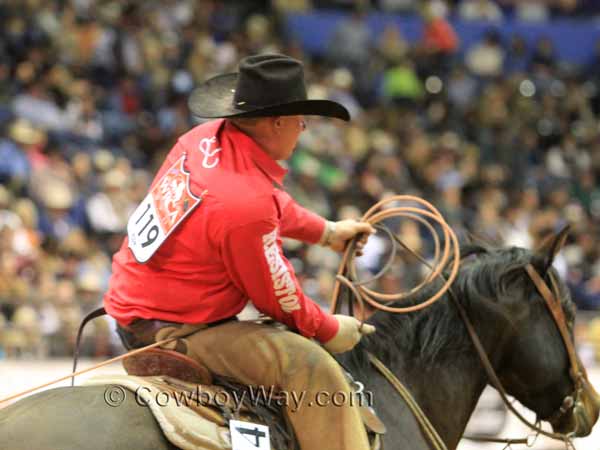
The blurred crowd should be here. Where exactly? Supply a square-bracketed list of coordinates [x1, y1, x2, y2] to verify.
[1, 0, 600, 363]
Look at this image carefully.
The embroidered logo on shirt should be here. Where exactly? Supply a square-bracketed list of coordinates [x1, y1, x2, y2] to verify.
[262, 228, 300, 313]
[198, 136, 221, 169]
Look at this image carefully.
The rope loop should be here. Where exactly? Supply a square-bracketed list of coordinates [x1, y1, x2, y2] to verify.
[330, 195, 460, 315]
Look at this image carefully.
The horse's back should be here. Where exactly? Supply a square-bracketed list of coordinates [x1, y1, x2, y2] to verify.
[0, 385, 178, 450]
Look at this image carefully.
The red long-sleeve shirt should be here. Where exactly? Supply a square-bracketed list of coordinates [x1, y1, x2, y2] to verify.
[104, 119, 339, 343]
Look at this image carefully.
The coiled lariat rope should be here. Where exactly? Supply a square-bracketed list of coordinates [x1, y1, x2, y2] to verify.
[330, 195, 461, 318]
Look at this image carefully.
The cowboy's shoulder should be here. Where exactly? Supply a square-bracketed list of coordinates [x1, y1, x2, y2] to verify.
[216, 180, 277, 229]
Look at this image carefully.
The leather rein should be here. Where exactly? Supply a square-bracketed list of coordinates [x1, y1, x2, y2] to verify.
[335, 224, 584, 449]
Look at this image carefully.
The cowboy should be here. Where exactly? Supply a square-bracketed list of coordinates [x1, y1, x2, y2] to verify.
[104, 54, 375, 450]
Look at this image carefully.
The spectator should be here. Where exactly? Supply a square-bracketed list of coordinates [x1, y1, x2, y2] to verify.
[381, 59, 424, 106]
[86, 168, 135, 234]
[515, 0, 550, 22]
[377, 24, 409, 65]
[36, 180, 86, 242]
[327, 9, 372, 69]
[465, 30, 505, 78]
[458, 0, 504, 22]
[447, 65, 478, 111]
[530, 37, 557, 70]
[12, 79, 68, 132]
[0, 120, 36, 191]
[326, 68, 364, 120]
[11, 198, 41, 260]
[419, 1, 459, 75]
[504, 35, 529, 74]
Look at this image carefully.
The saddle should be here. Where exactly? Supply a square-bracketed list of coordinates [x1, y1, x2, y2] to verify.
[123, 347, 213, 385]
[117, 347, 386, 450]
[71, 311, 384, 450]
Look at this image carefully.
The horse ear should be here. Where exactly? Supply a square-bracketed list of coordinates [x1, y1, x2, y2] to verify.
[532, 225, 570, 274]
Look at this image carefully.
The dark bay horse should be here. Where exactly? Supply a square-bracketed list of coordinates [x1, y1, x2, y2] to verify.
[1, 230, 599, 449]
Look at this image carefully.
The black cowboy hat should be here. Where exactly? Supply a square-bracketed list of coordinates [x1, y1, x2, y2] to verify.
[188, 54, 350, 121]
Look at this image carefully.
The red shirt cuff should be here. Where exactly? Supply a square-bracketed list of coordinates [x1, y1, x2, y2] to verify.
[314, 313, 339, 343]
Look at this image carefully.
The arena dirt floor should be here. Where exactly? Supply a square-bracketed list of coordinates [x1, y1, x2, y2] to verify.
[1, 360, 598, 449]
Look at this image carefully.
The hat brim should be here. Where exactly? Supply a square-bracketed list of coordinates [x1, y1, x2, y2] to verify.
[188, 73, 350, 121]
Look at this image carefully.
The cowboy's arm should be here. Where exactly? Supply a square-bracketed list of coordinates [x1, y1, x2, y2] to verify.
[273, 189, 326, 243]
[273, 189, 375, 250]
[221, 219, 339, 342]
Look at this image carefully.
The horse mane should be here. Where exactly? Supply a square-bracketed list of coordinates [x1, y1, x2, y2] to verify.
[343, 243, 576, 373]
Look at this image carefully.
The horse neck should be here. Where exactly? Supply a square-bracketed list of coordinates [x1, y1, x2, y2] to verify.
[351, 272, 513, 449]
[385, 349, 488, 449]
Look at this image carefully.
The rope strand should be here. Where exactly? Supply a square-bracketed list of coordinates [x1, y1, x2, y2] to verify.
[0, 336, 178, 406]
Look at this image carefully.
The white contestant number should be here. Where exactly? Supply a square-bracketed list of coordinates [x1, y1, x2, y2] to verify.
[127, 195, 165, 262]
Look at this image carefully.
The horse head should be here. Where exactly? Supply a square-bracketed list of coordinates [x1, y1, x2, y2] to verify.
[492, 226, 600, 437]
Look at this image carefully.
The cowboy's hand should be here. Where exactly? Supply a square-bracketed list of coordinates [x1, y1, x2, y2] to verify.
[322, 220, 376, 254]
[323, 315, 376, 354]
